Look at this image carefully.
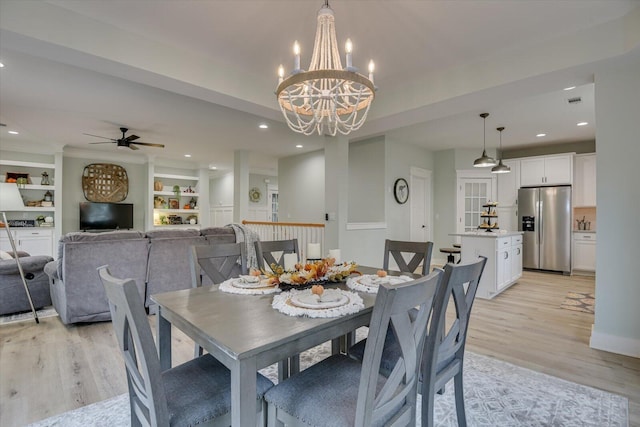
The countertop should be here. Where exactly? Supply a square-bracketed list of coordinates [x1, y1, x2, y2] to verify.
[573, 230, 596, 233]
[450, 231, 524, 238]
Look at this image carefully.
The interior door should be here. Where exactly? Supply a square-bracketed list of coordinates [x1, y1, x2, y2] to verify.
[410, 168, 431, 242]
[457, 178, 493, 233]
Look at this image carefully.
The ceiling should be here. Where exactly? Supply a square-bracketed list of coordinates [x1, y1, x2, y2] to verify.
[1, 0, 638, 175]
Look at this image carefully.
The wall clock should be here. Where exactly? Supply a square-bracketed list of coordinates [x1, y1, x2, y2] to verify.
[249, 187, 261, 203]
[393, 178, 409, 204]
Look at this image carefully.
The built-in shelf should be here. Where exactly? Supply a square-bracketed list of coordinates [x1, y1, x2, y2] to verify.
[0, 160, 55, 169]
[154, 209, 200, 214]
[154, 173, 199, 181]
[153, 191, 199, 197]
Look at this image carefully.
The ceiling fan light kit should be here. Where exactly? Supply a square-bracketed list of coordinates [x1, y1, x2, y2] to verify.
[84, 127, 165, 150]
[473, 113, 498, 168]
[276, 0, 376, 136]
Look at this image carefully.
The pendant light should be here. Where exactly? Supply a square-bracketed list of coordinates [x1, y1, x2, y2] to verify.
[491, 126, 511, 174]
[473, 113, 497, 167]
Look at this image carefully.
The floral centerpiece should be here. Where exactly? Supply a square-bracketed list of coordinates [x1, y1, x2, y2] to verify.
[263, 258, 360, 287]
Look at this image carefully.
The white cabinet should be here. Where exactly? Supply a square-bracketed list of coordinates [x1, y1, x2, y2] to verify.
[520, 154, 573, 187]
[458, 233, 523, 299]
[573, 232, 596, 272]
[574, 154, 596, 207]
[496, 159, 520, 206]
[0, 228, 54, 257]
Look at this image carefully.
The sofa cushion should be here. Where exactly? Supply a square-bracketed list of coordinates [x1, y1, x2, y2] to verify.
[145, 229, 201, 239]
[200, 226, 236, 244]
[0, 250, 13, 260]
[61, 230, 145, 243]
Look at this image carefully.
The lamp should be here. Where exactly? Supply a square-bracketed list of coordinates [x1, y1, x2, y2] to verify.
[473, 113, 498, 167]
[0, 182, 39, 323]
[491, 126, 511, 174]
[276, 0, 376, 136]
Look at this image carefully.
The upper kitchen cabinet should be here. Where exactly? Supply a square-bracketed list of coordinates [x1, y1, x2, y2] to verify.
[574, 154, 596, 207]
[496, 159, 520, 206]
[520, 154, 573, 187]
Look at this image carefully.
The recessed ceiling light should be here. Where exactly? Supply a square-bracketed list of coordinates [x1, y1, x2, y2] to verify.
[536, 133, 546, 137]
[0, 62, 4, 68]
[209, 165, 217, 170]
[577, 122, 588, 126]
[563, 86, 576, 91]
[259, 123, 269, 129]
[8, 130, 19, 135]
[296, 144, 303, 148]
[184, 154, 192, 158]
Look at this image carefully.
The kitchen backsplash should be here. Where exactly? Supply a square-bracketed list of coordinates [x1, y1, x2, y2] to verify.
[574, 206, 596, 231]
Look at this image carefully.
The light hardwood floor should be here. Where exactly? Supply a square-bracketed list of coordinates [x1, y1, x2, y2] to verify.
[1, 271, 638, 426]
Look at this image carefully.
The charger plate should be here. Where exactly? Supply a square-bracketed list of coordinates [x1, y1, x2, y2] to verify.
[346, 274, 413, 293]
[272, 288, 364, 318]
[219, 277, 281, 295]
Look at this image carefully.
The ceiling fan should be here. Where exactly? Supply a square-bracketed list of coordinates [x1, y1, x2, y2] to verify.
[84, 127, 165, 150]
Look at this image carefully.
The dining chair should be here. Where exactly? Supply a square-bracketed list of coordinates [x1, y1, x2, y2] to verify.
[263, 269, 443, 427]
[254, 239, 299, 271]
[190, 242, 247, 287]
[348, 257, 487, 427]
[383, 239, 434, 276]
[97, 265, 273, 427]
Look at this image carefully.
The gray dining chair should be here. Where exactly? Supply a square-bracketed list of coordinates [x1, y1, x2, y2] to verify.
[190, 242, 247, 287]
[348, 257, 487, 427]
[263, 269, 443, 427]
[97, 265, 273, 427]
[383, 239, 434, 276]
[254, 239, 299, 271]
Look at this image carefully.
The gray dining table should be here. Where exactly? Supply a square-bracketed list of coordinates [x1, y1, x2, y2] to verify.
[151, 266, 384, 427]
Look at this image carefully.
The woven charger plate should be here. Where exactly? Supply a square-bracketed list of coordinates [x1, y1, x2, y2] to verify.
[82, 163, 129, 202]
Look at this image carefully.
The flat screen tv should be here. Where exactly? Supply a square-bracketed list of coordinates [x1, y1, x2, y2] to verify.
[79, 202, 134, 231]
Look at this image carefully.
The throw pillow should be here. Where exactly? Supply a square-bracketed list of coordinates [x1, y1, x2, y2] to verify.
[0, 250, 14, 260]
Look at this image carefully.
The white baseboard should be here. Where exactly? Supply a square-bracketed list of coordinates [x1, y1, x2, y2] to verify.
[590, 326, 640, 358]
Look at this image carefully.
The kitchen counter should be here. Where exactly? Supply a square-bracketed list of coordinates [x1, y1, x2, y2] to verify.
[573, 230, 596, 233]
[450, 231, 524, 238]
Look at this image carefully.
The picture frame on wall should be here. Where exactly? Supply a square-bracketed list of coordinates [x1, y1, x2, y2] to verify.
[168, 198, 180, 210]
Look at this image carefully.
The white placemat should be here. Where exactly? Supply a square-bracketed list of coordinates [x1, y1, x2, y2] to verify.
[346, 274, 413, 293]
[219, 277, 281, 295]
[272, 288, 364, 318]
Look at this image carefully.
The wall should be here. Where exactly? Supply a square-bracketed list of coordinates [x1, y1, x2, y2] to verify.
[348, 138, 385, 223]
[277, 149, 325, 223]
[590, 58, 640, 357]
[248, 173, 278, 209]
[503, 140, 595, 158]
[210, 172, 234, 207]
[62, 157, 147, 233]
[432, 149, 457, 263]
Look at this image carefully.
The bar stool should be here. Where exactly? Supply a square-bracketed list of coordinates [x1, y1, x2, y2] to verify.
[439, 247, 461, 264]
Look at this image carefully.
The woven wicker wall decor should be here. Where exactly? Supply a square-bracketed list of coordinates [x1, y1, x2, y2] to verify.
[82, 163, 129, 202]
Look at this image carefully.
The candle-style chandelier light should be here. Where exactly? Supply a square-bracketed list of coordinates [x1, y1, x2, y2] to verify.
[276, 1, 376, 136]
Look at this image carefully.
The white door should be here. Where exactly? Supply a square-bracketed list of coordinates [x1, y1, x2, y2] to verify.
[267, 185, 279, 222]
[410, 168, 432, 242]
[457, 178, 494, 233]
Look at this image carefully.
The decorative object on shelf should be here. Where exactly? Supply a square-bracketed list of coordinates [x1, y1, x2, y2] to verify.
[393, 178, 409, 204]
[473, 113, 497, 168]
[479, 202, 499, 232]
[36, 215, 45, 226]
[186, 214, 198, 225]
[167, 215, 182, 225]
[189, 197, 197, 209]
[168, 198, 179, 210]
[5, 172, 30, 185]
[185, 186, 195, 193]
[16, 177, 28, 188]
[154, 196, 166, 209]
[153, 180, 163, 191]
[40, 172, 50, 186]
[491, 126, 511, 174]
[43, 191, 53, 202]
[82, 163, 129, 202]
[276, 0, 376, 136]
[0, 182, 39, 323]
[7, 219, 36, 227]
[172, 185, 181, 198]
[249, 187, 261, 203]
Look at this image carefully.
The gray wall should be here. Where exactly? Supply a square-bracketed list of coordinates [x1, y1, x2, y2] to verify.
[209, 172, 234, 207]
[591, 58, 640, 357]
[278, 149, 325, 222]
[432, 149, 457, 260]
[62, 157, 147, 233]
[348, 138, 385, 223]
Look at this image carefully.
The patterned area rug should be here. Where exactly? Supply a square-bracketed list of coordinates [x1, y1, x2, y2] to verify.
[561, 291, 595, 314]
[0, 307, 58, 325]
[28, 335, 628, 427]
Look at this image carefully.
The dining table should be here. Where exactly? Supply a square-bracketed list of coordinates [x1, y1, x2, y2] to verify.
[151, 266, 410, 427]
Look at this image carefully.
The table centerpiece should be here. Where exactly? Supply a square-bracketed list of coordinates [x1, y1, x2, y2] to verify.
[263, 257, 360, 290]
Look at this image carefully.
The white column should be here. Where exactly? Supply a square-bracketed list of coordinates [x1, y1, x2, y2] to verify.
[324, 136, 349, 251]
[233, 150, 250, 223]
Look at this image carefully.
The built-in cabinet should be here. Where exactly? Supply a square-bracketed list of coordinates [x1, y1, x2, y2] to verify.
[0, 154, 62, 257]
[573, 232, 596, 272]
[574, 154, 596, 207]
[496, 159, 520, 232]
[455, 232, 523, 299]
[520, 154, 573, 187]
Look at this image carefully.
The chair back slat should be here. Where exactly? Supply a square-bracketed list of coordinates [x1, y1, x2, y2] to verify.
[355, 269, 443, 426]
[190, 243, 246, 286]
[255, 239, 299, 271]
[383, 239, 434, 275]
[98, 266, 170, 427]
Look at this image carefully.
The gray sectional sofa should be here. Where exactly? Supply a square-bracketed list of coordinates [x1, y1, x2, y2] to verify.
[0, 251, 54, 316]
[44, 226, 237, 324]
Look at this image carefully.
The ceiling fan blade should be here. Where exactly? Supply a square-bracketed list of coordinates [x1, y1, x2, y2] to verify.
[127, 144, 139, 150]
[89, 141, 115, 144]
[84, 133, 116, 141]
[131, 141, 165, 148]
[123, 134, 140, 142]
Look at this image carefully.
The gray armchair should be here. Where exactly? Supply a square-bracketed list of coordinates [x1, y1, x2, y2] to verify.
[0, 251, 53, 316]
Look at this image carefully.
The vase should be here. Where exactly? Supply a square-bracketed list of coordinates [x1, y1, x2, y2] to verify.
[154, 181, 163, 191]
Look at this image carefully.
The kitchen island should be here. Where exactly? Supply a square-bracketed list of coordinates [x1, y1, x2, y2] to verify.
[450, 231, 524, 299]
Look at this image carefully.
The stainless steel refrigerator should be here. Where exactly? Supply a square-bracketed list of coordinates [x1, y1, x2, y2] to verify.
[518, 186, 571, 274]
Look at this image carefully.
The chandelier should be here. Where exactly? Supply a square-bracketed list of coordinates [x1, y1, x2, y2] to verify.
[276, 1, 376, 136]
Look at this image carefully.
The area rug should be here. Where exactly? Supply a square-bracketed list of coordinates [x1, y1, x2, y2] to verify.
[0, 307, 58, 325]
[561, 291, 595, 314]
[27, 343, 628, 427]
